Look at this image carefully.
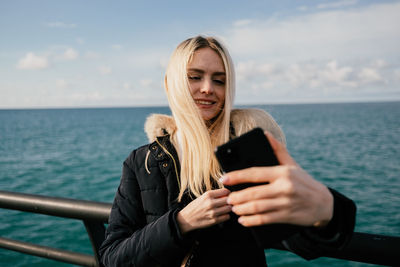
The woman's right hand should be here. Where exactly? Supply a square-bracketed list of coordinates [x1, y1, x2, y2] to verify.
[177, 188, 232, 234]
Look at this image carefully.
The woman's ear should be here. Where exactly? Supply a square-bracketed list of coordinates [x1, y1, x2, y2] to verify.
[164, 75, 168, 92]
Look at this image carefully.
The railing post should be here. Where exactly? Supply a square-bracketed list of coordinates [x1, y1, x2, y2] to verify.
[84, 220, 106, 267]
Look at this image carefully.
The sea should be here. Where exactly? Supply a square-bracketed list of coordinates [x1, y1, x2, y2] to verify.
[0, 102, 399, 267]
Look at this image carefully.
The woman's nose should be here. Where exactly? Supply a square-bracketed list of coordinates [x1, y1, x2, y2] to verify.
[200, 79, 213, 94]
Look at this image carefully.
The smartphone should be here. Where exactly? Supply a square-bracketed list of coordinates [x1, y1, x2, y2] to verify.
[215, 128, 305, 248]
[216, 127, 303, 247]
[215, 127, 279, 191]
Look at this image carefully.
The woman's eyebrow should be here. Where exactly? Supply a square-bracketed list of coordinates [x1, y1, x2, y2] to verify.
[187, 68, 226, 76]
[187, 68, 204, 74]
[213, 72, 226, 76]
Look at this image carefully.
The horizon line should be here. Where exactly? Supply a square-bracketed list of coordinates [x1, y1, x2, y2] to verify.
[1, 99, 399, 111]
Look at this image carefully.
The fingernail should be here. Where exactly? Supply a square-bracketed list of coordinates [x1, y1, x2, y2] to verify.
[219, 175, 228, 184]
[227, 196, 232, 204]
[238, 217, 244, 224]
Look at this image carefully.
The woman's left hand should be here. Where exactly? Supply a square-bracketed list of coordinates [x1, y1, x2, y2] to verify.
[220, 131, 334, 228]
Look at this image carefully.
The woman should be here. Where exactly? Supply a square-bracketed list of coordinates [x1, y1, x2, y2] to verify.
[99, 36, 356, 267]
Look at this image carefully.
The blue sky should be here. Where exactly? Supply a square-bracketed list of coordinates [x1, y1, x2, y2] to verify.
[1, 0, 399, 108]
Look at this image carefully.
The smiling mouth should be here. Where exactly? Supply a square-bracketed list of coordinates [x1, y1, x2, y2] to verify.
[195, 100, 215, 105]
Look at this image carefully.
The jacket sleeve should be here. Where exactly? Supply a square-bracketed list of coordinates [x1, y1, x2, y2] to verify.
[99, 150, 190, 267]
[281, 188, 357, 260]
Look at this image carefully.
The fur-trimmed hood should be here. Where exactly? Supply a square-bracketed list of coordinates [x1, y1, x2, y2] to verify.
[144, 113, 177, 143]
[144, 108, 286, 144]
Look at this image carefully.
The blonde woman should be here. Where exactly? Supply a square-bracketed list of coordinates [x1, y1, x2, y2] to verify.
[99, 36, 356, 267]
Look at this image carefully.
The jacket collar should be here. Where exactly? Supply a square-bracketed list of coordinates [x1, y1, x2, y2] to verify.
[143, 108, 286, 144]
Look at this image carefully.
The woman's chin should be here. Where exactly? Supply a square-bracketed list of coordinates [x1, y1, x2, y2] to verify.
[200, 110, 222, 123]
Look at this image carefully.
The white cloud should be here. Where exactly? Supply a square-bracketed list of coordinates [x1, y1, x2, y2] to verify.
[233, 19, 252, 27]
[235, 59, 391, 100]
[71, 91, 104, 101]
[140, 79, 153, 87]
[17, 52, 49, 70]
[46, 22, 76, 28]
[56, 79, 68, 89]
[125, 48, 172, 70]
[159, 56, 170, 69]
[224, 2, 400, 103]
[319, 61, 355, 87]
[394, 69, 400, 82]
[371, 59, 387, 69]
[317, 0, 358, 9]
[62, 48, 79, 60]
[122, 82, 132, 89]
[98, 66, 112, 75]
[226, 2, 400, 62]
[297, 6, 308, 12]
[237, 61, 276, 75]
[358, 67, 383, 84]
[285, 63, 317, 88]
[236, 61, 277, 83]
[84, 51, 100, 59]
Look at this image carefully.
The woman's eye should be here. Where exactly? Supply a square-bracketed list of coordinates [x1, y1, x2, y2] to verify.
[188, 76, 201, 80]
[214, 79, 225, 85]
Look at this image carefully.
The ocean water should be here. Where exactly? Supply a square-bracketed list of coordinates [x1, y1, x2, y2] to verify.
[0, 102, 399, 266]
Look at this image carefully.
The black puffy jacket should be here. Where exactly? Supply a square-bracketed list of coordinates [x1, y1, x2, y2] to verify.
[99, 134, 356, 267]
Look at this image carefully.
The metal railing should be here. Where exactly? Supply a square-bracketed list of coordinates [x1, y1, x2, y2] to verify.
[0, 190, 111, 266]
[0, 190, 399, 266]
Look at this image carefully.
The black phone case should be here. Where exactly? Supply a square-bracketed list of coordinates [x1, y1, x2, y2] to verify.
[215, 127, 304, 247]
[215, 127, 278, 191]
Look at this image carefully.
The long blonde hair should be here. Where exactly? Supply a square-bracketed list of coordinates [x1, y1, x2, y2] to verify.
[165, 36, 235, 201]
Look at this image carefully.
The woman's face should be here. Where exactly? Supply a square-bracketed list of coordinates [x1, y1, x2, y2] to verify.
[187, 47, 226, 122]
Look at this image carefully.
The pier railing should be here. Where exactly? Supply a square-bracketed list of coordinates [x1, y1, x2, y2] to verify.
[0, 190, 399, 266]
[0, 190, 110, 267]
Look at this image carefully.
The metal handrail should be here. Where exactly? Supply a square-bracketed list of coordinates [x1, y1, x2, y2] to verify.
[0, 237, 97, 266]
[1, 190, 399, 266]
[0, 190, 111, 266]
[0, 190, 111, 222]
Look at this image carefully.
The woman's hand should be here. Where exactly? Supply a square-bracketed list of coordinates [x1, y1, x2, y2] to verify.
[220, 132, 333, 228]
[177, 188, 232, 234]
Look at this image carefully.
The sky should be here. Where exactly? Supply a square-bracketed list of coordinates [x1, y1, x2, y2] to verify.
[1, 0, 399, 108]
